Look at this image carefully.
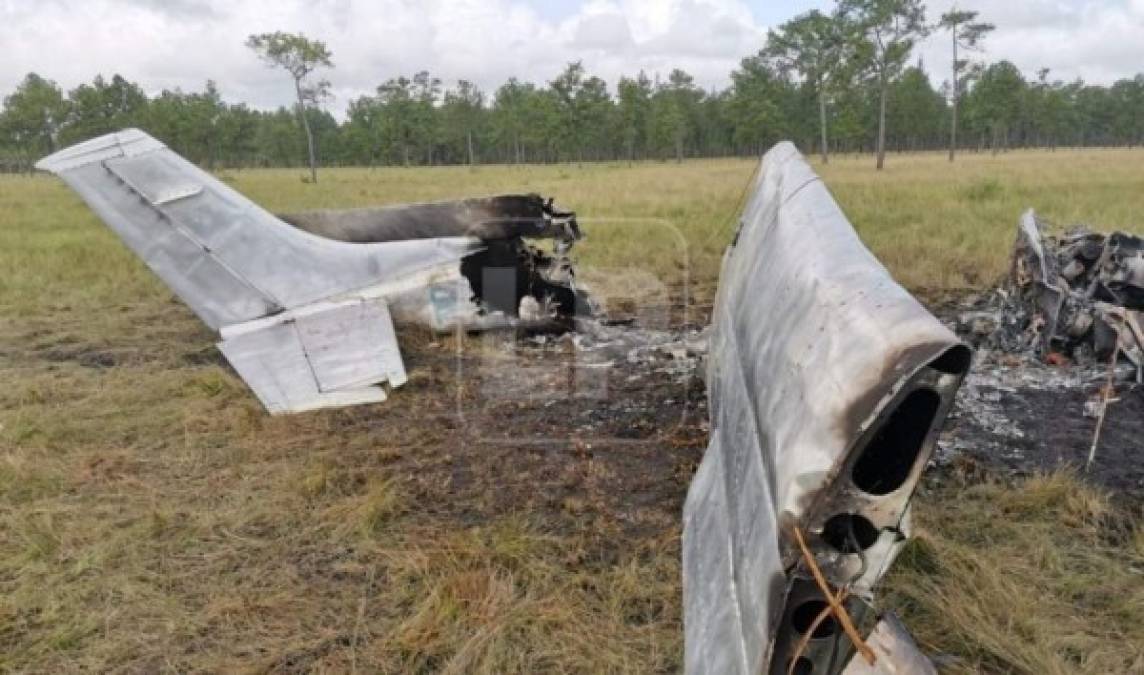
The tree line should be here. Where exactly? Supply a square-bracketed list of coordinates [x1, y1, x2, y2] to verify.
[3, 1, 1144, 173]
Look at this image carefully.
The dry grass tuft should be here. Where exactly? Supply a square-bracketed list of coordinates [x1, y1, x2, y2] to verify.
[886, 472, 1144, 674]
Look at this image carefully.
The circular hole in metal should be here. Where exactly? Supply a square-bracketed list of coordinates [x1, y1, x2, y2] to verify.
[789, 656, 814, 675]
[851, 388, 941, 495]
[821, 513, 880, 554]
[791, 600, 838, 638]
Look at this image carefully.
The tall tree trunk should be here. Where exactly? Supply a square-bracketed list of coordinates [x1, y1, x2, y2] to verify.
[818, 85, 829, 164]
[876, 74, 888, 171]
[949, 29, 959, 162]
[467, 129, 475, 166]
[294, 79, 318, 183]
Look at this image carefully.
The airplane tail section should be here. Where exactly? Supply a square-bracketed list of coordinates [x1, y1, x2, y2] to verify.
[39, 129, 480, 414]
[36, 129, 478, 331]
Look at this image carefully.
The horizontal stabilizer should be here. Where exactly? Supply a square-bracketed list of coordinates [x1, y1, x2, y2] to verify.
[218, 297, 405, 415]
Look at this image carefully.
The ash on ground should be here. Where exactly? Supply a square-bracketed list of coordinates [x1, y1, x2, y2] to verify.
[936, 213, 1144, 497]
[443, 214, 1144, 513]
[398, 311, 710, 534]
[487, 287, 1144, 501]
[468, 317, 709, 442]
[934, 330, 1143, 496]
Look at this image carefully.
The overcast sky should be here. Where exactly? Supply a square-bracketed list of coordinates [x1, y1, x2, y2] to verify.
[3, 0, 1143, 118]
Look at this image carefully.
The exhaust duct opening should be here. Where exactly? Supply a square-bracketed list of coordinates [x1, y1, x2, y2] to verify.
[821, 513, 880, 553]
[851, 388, 941, 496]
[791, 600, 838, 638]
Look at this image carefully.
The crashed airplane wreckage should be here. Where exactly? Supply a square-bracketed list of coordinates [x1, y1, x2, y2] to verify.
[36, 129, 590, 414]
[998, 210, 1144, 377]
[41, 131, 971, 673]
[684, 143, 970, 674]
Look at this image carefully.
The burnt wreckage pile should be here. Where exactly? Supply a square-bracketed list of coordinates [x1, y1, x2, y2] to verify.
[989, 210, 1144, 378]
[281, 194, 591, 328]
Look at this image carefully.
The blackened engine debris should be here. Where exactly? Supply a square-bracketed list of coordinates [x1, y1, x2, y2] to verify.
[967, 210, 1144, 380]
[282, 194, 592, 330]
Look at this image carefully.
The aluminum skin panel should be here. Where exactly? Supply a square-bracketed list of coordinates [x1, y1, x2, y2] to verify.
[683, 142, 969, 674]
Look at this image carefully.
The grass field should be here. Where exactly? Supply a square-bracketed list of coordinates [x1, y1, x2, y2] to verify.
[2, 149, 1144, 673]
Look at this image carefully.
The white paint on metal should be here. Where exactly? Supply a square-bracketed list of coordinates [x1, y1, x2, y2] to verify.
[34, 128, 164, 172]
[37, 129, 480, 331]
[296, 299, 407, 392]
[839, 614, 937, 675]
[217, 314, 390, 415]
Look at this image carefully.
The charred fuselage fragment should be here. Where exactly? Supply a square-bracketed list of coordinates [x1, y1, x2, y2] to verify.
[282, 195, 590, 329]
[280, 194, 581, 243]
[683, 142, 969, 675]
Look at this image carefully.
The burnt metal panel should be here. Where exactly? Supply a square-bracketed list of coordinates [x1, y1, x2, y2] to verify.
[684, 142, 969, 674]
[280, 194, 579, 243]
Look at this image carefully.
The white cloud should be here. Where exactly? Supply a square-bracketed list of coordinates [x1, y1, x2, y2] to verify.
[915, 0, 1144, 88]
[1, 0, 1142, 119]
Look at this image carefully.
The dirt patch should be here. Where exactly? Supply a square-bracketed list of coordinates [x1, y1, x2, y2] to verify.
[932, 294, 1144, 502]
[940, 371, 1144, 496]
[414, 321, 706, 535]
[38, 345, 127, 368]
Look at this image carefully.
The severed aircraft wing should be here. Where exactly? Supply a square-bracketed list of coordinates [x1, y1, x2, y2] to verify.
[683, 142, 970, 674]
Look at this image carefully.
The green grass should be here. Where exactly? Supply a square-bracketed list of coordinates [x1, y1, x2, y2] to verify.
[2, 149, 1144, 672]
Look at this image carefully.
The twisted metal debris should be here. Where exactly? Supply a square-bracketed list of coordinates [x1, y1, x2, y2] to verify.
[1006, 210, 1144, 378]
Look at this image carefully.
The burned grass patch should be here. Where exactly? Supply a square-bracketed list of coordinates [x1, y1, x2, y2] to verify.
[1, 302, 703, 671]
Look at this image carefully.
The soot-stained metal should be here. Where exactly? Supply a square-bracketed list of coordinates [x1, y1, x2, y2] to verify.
[37, 129, 592, 414]
[281, 195, 590, 327]
[683, 142, 970, 674]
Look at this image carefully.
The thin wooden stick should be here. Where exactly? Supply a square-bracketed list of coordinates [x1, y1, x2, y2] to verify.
[1087, 316, 1125, 472]
[792, 526, 876, 666]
